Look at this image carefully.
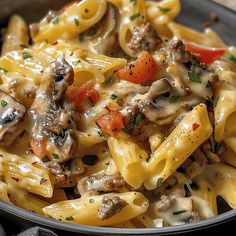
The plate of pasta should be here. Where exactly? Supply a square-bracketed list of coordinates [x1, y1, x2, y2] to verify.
[0, 0, 236, 234]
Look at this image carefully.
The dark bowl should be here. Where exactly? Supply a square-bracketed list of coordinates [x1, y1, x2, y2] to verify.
[0, 0, 236, 235]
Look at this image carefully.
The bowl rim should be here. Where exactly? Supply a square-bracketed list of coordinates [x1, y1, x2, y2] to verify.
[0, 0, 236, 235]
[0, 200, 236, 235]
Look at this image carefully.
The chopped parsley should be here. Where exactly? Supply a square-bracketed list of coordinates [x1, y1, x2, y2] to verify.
[87, 97, 94, 107]
[134, 113, 143, 126]
[130, 0, 137, 5]
[0, 100, 7, 107]
[23, 51, 32, 60]
[88, 28, 97, 36]
[69, 51, 74, 56]
[52, 16, 59, 25]
[168, 96, 180, 103]
[72, 60, 81, 66]
[110, 94, 117, 100]
[156, 177, 163, 187]
[188, 64, 201, 83]
[173, 210, 187, 215]
[122, 128, 130, 134]
[79, 33, 84, 42]
[65, 216, 74, 221]
[158, 6, 171, 13]
[105, 76, 115, 85]
[74, 18, 80, 27]
[41, 155, 50, 163]
[206, 80, 212, 88]
[130, 13, 140, 21]
[188, 71, 201, 83]
[52, 154, 59, 159]
[207, 96, 219, 108]
[224, 53, 236, 63]
[20, 44, 28, 48]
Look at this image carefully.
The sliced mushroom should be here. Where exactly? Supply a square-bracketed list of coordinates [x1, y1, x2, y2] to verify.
[47, 158, 84, 183]
[98, 195, 127, 220]
[77, 174, 125, 196]
[0, 90, 26, 146]
[78, 3, 117, 55]
[30, 58, 77, 163]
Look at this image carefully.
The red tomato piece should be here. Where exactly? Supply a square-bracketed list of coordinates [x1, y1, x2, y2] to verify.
[30, 138, 47, 158]
[115, 51, 157, 84]
[185, 41, 225, 65]
[192, 123, 200, 131]
[66, 82, 99, 112]
[96, 111, 125, 137]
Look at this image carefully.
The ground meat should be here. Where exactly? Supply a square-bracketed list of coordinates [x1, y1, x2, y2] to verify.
[77, 174, 125, 195]
[98, 196, 127, 220]
[128, 23, 161, 53]
[201, 141, 221, 164]
[47, 159, 83, 182]
[168, 39, 200, 64]
[156, 195, 176, 212]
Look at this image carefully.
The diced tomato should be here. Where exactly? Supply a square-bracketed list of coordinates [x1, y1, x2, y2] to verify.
[66, 82, 99, 112]
[59, 1, 79, 14]
[30, 138, 47, 158]
[96, 111, 125, 137]
[185, 41, 225, 65]
[192, 123, 200, 131]
[115, 51, 157, 84]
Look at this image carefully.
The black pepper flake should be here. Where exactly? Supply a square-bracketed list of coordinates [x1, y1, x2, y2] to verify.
[41, 155, 50, 163]
[40, 178, 47, 185]
[89, 198, 95, 203]
[11, 177, 20, 182]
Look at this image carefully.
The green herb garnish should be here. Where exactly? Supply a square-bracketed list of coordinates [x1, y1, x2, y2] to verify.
[188, 71, 201, 83]
[41, 155, 50, 163]
[168, 96, 180, 103]
[74, 18, 80, 27]
[206, 80, 212, 88]
[65, 216, 74, 221]
[69, 51, 74, 56]
[52, 154, 59, 159]
[0, 100, 7, 107]
[72, 60, 81, 66]
[105, 76, 115, 85]
[156, 178, 163, 187]
[173, 210, 187, 215]
[20, 44, 28, 48]
[88, 28, 97, 36]
[130, 13, 141, 21]
[23, 51, 32, 60]
[79, 33, 84, 42]
[122, 128, 130, 134]
[207, 96, 219, 108]
[87, 97, 94, 107]
[52, 16, 59, 25]
[110, 94, 117, 100]
[134, 113, 143, 126]
[224, 53, 236, 63]
[158, 6, 171, 13]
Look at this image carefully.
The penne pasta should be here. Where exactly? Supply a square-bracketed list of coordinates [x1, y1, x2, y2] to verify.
[43, 192, 149, 226]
